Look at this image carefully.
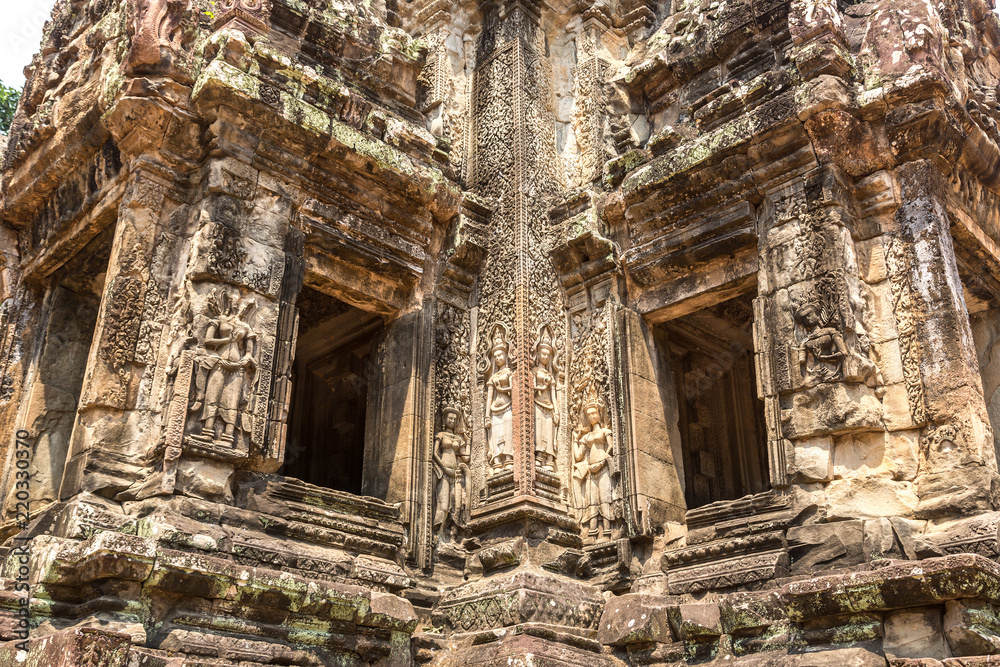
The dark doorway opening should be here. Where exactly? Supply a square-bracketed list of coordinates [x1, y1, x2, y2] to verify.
[957, 257, 1000, 469]
[281, 287, 382, 495]
[664, 294, 769, 510]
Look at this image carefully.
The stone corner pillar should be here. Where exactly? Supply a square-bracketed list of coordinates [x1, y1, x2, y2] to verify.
[891, 159, 1000, 518]
[363, 300, 435, 568]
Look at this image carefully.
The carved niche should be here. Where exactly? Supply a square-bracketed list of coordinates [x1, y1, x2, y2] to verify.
[187, 289, 258, 446]
[572, 387, 617, 544]
[158, 288, 261, 481]
[568, 306, 621, 544]
[431, 301, 474, 550]
[150, 165, 295, 499]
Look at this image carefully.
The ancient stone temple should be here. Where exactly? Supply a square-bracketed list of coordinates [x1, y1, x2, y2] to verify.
[4, 0, 1000, 664]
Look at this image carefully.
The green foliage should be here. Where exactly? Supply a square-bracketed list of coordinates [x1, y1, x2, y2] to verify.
[0, 81, 21, 135]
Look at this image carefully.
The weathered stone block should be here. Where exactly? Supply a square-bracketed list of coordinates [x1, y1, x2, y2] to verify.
[874, 338, 905, 385]
[864, 517, 903, 561]
[597, 593, 676, 646]
[175, 455, 235, 504]
[787, 521, 864, 574]
[670, 603, 723, 640]
[913, 513, 1000, 560]
[884, 607, 950, 660]
[915, 468, 1000, 520]
[944, 599, 1000, 657]
[782, 383, 883, 440]
[866, 281, 900, 344]
[791, 435, 834, 482]
[825, 478, 918, 520]
[885, 430, 921, 481]
[834, 432, 885, 479]
[0, 627, 130, 667]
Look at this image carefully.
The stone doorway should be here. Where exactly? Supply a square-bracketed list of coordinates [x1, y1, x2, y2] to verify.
[662, 294, 769, 510]
[1, 226, 112, 517]
[958, 258, 1000, 468]
[280, 287, 383, 495]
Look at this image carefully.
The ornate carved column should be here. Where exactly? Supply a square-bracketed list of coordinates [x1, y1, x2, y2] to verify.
[551, 190, 686, 549]
[466, 0, 572, 529]
[415, 1, 452, 132]
[142, 147, 301, 503]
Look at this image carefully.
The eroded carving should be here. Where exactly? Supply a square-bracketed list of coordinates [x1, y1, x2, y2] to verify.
[212, 0, 271, 34]
[189, 289, 258, 445]
[885, 238, 928, 424]
[127, 0, 190, 73]
[790, 275, 882, 391]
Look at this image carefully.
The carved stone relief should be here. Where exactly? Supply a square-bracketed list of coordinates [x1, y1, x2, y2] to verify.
[433, 406, 470, 538]
[127, 0, 191, 73]
[424, 300, 474, 562]
[484, 325, 515, 473]
[569, 307, 610, 440]
[531, 326, 561, 472]
[789, 273, 882, 392]
[571, 23, 613, 187]
[147, 162, 294, 500]
[187, 289, 258, 447]
[573, 388, 617, 544]
[567, 304, 620, 542]
[470, 1, 568, 506]
[153, 280, 284, 502]
[434, 303, 472, 446]
[188, 214, 284, 297]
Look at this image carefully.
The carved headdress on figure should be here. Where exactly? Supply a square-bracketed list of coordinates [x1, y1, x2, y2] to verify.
[487, 324, 513, 375]
[439, 405, 467, 439]
[532, 325, 558, 369]
[575, 382, 606, 429]
[536, 327, 553, 354]
[491, 326, 509, 355]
